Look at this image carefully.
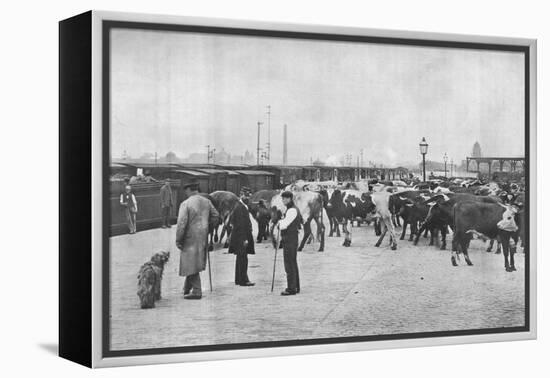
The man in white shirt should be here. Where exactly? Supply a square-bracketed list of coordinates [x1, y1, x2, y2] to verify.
[120, 185, 138, 234]
[278, 191, 301, 296]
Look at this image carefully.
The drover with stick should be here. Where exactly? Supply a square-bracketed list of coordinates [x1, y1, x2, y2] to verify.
[176, 181, 220, 300]
[277, 191, 302, 296]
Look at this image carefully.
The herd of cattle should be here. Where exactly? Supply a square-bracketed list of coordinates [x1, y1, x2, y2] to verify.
[200, 178, 526, 273]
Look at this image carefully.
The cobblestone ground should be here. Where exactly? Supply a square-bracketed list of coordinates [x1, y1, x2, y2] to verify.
[109, 219, 525, 351]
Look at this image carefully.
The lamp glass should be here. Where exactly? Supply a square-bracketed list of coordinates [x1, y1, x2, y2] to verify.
[419, 138, 428, 154]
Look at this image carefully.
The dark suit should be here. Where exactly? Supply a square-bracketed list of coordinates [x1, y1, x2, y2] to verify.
[228, 202, 255, 285]
[281, 205, 301, 293]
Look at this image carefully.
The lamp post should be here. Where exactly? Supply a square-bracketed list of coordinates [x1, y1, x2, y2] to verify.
[443, 152, 448, 178]
[419, 137, 428, 182]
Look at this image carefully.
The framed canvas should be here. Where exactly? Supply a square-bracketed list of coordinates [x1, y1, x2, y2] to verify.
[59, 10, 537, 368]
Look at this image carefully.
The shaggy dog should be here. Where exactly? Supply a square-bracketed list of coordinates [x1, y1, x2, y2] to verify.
[137, 251, 170, 309]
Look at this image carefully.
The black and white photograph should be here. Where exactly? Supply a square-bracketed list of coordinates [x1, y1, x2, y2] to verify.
[104, 20, 531, 356]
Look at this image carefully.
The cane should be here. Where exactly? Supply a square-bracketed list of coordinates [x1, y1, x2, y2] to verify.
[207, 248, 213, 292]
[271, 228, 281, 292]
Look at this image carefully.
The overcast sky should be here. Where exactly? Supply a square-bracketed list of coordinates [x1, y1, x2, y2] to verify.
[110, 28, 525, 166]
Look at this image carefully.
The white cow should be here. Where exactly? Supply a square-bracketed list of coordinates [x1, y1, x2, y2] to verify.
[370, 191, 398, 250]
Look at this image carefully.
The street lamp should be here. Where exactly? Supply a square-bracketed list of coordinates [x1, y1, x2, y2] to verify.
[443, 152, 448, 178]
[419, 137, 428, 182]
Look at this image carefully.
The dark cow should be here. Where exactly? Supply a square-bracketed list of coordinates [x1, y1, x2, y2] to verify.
[318, 189, 340, 237]
[388, 194, 402, 227]
[344, 190, 375, 226]
[246, 189, 279, 243]
[326, 189, 354, 246]
[452, 201, 520, 271]
[390, 190, 430, 238]
[399, 199, 430, 241]
[326, 189, 376, 246]
[248, 200, 271, 243]
[209, 191, 240, 248]
[270, 191, 325, 252]
[198, 193, 221, 251]
[395, 192, 449, 249]
[414, 193, 500, 249]
[389, 190, 430, 228]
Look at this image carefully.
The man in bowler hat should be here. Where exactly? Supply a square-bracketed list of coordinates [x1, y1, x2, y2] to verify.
[176, 181, 219, 299]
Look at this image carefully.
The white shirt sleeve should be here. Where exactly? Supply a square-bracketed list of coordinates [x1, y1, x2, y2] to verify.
[132, 194, 138, 212]
[120, 193, 124, 204]
[278, 208, 297, 230]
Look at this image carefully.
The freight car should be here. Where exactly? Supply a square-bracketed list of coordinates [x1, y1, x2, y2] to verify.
[109, 177, 179, 236]
[250, 165, 304, 189]
[167, 169, 211, 203]
[234, 170, 275, 192]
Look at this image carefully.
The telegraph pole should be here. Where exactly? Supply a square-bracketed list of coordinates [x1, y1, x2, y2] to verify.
[266, 105, 271, 164]
[256, 122, 263, 166]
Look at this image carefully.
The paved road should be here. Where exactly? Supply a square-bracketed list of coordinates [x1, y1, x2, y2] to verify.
[109, 219, 525, 351]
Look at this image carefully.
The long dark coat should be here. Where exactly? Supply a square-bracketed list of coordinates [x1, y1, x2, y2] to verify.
[176, 194, 220, 276]
[228, 202, 255, 255]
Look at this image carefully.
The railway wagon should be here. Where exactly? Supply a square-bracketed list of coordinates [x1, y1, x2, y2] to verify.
[111, 162, 136, 177]
[235, 170, 275, 192]
[250, 165, 304, 189]
[192, 168, 230, 192]
[115, 162, 180, 180]
[301, 166, 320, 181]
[337, 167, 356, 182]
[301, 166, 341, 182]
[224, 170, 242, 194]
[109, 178, 180, 236]
[167, 169, 211, 204]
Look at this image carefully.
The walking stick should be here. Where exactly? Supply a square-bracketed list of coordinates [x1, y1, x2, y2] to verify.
[207, 248, 213, 292]
[271, 228, 280, 292]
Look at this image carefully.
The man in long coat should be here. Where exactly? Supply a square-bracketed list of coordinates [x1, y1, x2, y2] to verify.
[176, 182, 220, 300]
[159, 180, 173, 228]
[228, 200, 255, 286]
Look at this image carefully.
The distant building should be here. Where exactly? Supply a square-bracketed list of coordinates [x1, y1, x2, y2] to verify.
[185, 152, 208, 164]
[472, 141, 482, 158]
[243, 150, 255, 164]
[215, 148, 231, 165]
